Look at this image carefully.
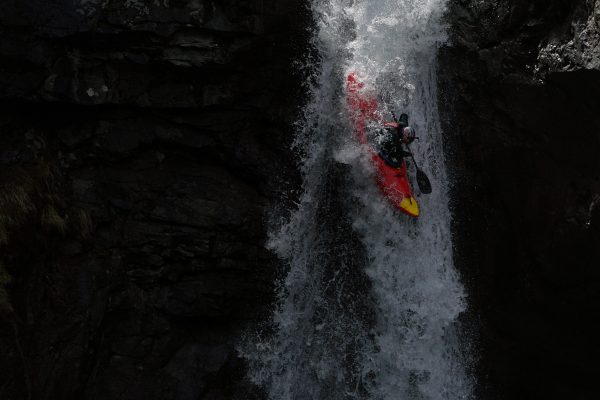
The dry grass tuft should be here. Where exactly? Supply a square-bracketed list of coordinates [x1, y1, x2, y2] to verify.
[41, 205, 67, 234]
[66, 208, 94, 238]
[0, 163, 55, 314]
[0, 186, 36, 245]
[0, 262, 13, 314]
[76, 209, 94, 239]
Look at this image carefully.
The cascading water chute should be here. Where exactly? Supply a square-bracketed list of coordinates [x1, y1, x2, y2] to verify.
[240, 0, 473, 399]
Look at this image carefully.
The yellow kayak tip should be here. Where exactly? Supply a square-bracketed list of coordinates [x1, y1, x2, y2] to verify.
[399, 196, 420, 217]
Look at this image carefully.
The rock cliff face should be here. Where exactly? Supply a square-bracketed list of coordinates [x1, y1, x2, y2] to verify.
[0, 1, 307, 399]
[440, 0, 600, 398]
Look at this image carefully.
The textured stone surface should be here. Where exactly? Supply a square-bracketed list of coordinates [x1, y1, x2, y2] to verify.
[537, 0, 600, 74]
[0, 1, 307, 399]
[440, 1, 600, 399]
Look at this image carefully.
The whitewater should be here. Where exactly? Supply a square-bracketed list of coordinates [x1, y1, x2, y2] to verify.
[240, 0, 473, 399]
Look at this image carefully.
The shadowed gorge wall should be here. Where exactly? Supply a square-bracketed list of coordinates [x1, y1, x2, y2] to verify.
[440, 0, 600, 399]
[0, 1, 307, 399]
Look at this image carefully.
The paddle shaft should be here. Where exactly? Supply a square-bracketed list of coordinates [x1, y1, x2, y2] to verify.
[405, 143, 433, 194]
[405, 143, 420, 172]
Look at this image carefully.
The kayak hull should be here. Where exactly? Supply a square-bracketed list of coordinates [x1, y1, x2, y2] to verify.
[346, 73, 419, 217]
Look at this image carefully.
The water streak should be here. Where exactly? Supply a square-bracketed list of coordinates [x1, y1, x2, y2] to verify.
[241, 1, 472, 399]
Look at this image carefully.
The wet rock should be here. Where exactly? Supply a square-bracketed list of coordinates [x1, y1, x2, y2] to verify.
[0, 0, 307, 399]
[537, 0, 600, 74]
[440, 1, 600, 398]
[164, 343, 230, 400]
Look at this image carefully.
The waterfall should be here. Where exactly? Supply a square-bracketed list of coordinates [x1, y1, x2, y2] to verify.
[240, 1, 472, 399]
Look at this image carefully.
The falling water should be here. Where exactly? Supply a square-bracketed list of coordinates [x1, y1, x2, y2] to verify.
[240, 1, 472, 399]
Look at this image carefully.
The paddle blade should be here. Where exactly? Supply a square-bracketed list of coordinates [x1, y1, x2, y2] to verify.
[416, 169, 432, 194]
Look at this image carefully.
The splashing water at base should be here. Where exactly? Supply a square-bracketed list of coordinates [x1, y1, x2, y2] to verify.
[240, 1, 473, 399]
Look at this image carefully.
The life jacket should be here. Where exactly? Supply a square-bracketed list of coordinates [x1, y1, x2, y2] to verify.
[378, 123, 406, 167]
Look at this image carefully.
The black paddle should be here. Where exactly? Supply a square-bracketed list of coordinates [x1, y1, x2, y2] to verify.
[405, 144, 432, 194]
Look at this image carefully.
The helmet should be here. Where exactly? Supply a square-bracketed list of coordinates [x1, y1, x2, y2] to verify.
[398, 113, 409, 127]
[402, 126, 416, 144]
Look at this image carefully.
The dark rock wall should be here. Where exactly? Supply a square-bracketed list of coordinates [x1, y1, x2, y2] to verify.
[440, 1, 600, 399]
[0, 1, 307, 399]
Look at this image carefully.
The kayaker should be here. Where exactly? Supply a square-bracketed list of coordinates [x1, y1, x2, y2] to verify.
[378, 113, 416, 168]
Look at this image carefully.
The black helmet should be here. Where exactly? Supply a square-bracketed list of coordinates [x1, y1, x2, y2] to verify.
[398, 113, 409, 127]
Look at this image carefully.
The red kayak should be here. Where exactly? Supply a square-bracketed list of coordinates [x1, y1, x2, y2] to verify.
[346, 73, 419, 217]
